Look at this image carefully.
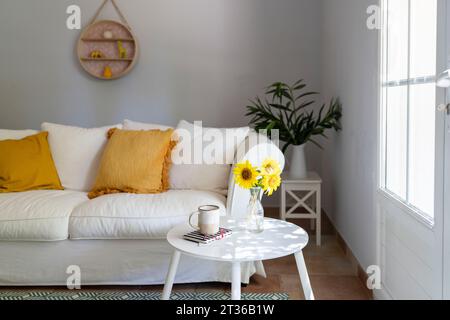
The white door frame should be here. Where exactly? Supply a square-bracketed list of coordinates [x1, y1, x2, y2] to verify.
[444, 104, 450, 299]
[444, 92, 450, 299]
[435, 0, 448, 299]
[443, 0, 450, 300]
[375, 0, 447, 300]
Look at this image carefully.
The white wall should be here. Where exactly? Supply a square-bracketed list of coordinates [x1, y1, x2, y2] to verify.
[320, 0, 379, 269]
[0, 0, 322, 130]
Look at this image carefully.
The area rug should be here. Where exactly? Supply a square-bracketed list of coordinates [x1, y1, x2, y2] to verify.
[0, 290, 289, 301]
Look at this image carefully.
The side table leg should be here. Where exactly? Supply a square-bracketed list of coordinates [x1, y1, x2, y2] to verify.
[316, 214, 321, 246]
[294, 251, 315, 300]
[310, 219, 315, 231]
[162, 250, 181, 300]
[316, 187, 322, 246]
[231, 261, 241, 300]
[310, 195, 316, 230]
[281, 184, 286, 221]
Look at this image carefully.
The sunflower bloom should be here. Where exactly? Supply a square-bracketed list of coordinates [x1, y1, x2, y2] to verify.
[262, 173, 281, 196]
[260, 158, 281, 175]
[233, 160, 259, 190]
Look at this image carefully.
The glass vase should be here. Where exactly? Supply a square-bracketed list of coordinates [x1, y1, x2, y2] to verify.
[246, 187, 264, 233]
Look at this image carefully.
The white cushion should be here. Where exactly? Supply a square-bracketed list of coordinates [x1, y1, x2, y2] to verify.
[170, 120, 249, 192]
[123, 119, 172, 131]
[0, 190, 88, 241]
[69, 190, 226, 240]
[0, 129, 38, 140]
[170, 165, 231, 192]
[41, 122, 122, 191]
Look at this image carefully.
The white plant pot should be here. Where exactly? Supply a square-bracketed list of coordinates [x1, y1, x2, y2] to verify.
[289, 144, 307, 179]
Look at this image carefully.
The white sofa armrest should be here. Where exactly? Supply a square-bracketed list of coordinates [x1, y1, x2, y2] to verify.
[226, 132, 285, 218]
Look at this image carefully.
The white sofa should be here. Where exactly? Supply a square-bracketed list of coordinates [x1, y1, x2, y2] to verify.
[0, 124, 284, 286]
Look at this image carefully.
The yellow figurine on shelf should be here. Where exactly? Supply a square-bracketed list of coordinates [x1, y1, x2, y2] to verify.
[90, 50, 104, 59]
[103, 66, 112, 79]
[117, 41, 127, 59]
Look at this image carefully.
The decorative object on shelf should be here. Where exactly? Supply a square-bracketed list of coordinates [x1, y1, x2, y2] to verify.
[103, 30, 113, 39]
[246, 79, 342, 179]
[233, 158, 282, 233]
[77, 0, 139, 80]
[117, 41, 127, 59]
[90, 50, 104, 59]
[103, 66, 112, 78]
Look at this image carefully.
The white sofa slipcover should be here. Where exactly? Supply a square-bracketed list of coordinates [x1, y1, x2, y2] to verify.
[69, 190, 226, 240]
[0, 129, 284, 286]
[0, 190, 88, 241]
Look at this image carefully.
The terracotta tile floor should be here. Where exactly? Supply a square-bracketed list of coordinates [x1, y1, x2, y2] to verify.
[248, 234, 371, 300]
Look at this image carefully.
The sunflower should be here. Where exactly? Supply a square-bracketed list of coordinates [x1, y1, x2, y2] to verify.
[233, 160, 259, 190]
[261, 173, 281, 196]
[260, 158, 281, 175]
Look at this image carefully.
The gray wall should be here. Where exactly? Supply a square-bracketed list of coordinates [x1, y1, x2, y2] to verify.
[320, 0, 379, 269]
[0, 0, 322, 130]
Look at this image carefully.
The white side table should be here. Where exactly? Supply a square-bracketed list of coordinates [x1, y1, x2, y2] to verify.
[162, 218, 314, 300]
[280, 172, 322, 246]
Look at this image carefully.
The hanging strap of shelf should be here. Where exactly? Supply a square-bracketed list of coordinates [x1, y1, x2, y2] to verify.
[89, 0, 131, 27]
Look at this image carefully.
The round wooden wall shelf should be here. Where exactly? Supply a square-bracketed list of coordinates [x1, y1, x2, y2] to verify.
[77, 20, 138, 80]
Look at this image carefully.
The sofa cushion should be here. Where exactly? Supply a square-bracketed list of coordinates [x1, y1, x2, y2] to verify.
[88, 128, 176, 199]
[170, 120, 249, 193]
[123, 119, 173, 131]
[69, 190, 226, 240]
[0, 132, 64, 193]
[0, 129, 38, 140]
[41, 122, 122, 192]
[0, 190, 88, 241]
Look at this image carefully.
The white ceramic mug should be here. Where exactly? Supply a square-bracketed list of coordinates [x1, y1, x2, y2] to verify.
[189, 205, 220, 236]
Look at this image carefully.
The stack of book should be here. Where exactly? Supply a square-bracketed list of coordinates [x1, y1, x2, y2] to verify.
[183, 228, 232, 246]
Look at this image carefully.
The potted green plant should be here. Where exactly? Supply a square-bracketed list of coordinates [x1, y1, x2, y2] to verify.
[246, 79, 342, 178]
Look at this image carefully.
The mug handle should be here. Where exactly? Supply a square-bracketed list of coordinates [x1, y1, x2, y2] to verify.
[189, 211, 200, 230]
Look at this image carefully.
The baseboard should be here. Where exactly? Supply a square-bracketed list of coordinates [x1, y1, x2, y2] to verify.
[373, 286, 393, 300]
[331, 220, 374, 299]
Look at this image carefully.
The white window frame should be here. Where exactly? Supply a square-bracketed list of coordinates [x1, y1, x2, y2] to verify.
[379, 0, 437, 227]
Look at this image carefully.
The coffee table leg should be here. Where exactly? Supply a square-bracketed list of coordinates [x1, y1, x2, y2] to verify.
[162, 250, 181, 300]
[231, 261, 241, 300]
[294, 251, 315, 300]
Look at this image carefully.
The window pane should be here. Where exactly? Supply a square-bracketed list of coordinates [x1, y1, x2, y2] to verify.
[410, 0, 437, 78]
[409, 83, 436, 216]
[387, 0, 409, 81]
[385, 86, 408, 199]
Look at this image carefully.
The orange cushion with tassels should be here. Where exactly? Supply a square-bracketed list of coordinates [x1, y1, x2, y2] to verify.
[88, 128, 176, 199]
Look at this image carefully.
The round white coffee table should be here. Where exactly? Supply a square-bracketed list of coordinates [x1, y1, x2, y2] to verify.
[162, 218, 314, 300]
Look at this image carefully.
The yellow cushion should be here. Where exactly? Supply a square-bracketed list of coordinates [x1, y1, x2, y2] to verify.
[88, 129, 176, 199]
[0, 132, 63, 193]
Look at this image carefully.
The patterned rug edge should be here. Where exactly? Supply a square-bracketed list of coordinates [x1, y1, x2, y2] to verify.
[0, 290, 289, 301]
